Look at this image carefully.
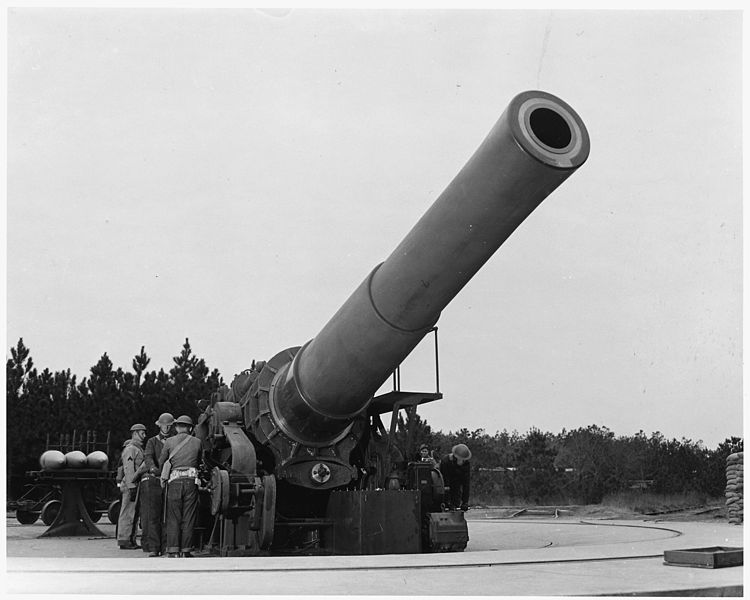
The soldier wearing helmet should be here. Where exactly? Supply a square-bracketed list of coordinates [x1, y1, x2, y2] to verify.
[139, 412, 175, 557]
[117, 423, 147, 549]
[438, 443, 472, 511]
[158, 414, 203, 557]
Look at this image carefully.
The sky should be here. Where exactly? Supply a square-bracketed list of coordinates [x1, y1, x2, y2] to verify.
[5, 8, 743, 448]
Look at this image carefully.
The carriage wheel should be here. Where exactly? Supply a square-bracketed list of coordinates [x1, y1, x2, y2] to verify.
[258, 475, 276, 549]
[40, 500, 62, 526]
[209, 467, 230, 516]
[107, 499, 121, 524]
[88, 509, 103, 523]
[16, 509, 39, 525]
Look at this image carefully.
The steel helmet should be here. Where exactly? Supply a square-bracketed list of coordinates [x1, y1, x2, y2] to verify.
[451, 443, 472, 461]
[129, 423, 147, 433]
[155, 412, 175, 426]
[174, 415, 194, 427]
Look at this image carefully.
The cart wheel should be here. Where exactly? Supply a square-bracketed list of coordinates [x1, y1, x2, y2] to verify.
[88, 509, 102, 523]
[258, 475, 276, 549]
[16, 509, 39, 525]
[40, 500, 62, 526]
[107, 499, 121, 524]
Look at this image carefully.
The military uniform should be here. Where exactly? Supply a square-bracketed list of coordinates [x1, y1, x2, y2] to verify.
[117, 433, 146, 548]
[439, 444, 471, 511]
[418, 444, 438, 467]
[159, 418, 203, 557]
[140, 424, 174, 555]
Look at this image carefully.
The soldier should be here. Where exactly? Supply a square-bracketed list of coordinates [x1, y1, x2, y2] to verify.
[140, 412, 175, 557]
[418, 443, 438, 466]
[117, 424, 147, 549]
[439, 443, 472, 511]
[159, 415, 203, 558]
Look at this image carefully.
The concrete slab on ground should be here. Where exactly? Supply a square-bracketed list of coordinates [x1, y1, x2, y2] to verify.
[4, 517, 744, 595]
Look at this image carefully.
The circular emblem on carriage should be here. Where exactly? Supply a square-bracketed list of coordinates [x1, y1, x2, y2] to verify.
[310, 462, 332, 484]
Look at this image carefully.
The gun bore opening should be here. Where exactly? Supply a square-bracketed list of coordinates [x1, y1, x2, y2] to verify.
[529, 107, 572, 150]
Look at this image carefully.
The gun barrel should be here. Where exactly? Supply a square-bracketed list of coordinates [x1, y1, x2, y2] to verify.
[271, 90, 590, 446]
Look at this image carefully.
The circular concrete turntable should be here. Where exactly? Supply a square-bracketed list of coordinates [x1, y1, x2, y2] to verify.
[6, 516, 743, 596]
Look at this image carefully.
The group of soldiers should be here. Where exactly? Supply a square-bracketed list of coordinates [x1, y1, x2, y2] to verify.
[116, 413, 202, 557]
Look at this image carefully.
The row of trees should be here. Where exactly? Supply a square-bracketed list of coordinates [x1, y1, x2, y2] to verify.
[7, 338, 743, 504]
[399, 416, 742, 504]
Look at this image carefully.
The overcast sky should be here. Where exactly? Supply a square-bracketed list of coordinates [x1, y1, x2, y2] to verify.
[6, 9, 743, 448]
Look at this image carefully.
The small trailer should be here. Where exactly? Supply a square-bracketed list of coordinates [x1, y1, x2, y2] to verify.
[10, 430, 120, 526]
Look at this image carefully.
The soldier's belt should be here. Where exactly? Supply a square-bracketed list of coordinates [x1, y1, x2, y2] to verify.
[169, 468, 198, 481]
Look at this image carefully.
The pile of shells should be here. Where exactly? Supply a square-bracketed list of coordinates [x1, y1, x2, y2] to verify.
[725, 452, 743, 524]
[39, 450, 109, 471]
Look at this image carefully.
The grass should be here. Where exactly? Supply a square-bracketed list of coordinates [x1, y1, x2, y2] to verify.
[471, 492, 586, 507]
[599, 490, 715, 514]
[473, 490, 724, 516]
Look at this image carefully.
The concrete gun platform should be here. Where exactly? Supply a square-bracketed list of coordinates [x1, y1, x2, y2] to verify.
[4, 515, 743, 595]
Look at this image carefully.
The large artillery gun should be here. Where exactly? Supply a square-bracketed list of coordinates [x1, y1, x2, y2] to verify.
[194, 90, 590, 555]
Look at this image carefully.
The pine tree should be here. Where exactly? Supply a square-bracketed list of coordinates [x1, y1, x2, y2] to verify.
[7, 338, 33, 399]
[6, 339, 36, 491]
[132, 345, 151, 390]
[168, 338, 223, 420]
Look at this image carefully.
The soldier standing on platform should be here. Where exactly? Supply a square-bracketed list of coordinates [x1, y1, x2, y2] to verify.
[418, 443, 438, 466]
[140, 413, 175, 557]
[117, 424, 147, 549]
[159, 415, 203, 558]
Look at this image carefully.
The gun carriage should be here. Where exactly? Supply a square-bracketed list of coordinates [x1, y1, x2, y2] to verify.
[193, 90, 590, 555]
